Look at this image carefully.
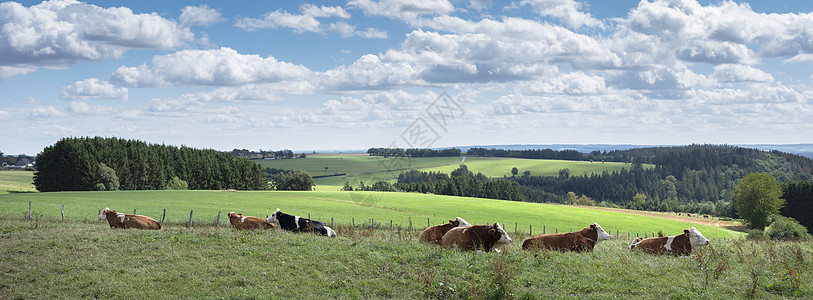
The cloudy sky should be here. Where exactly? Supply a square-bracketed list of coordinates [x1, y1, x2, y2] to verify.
[1, 0, 812, 155]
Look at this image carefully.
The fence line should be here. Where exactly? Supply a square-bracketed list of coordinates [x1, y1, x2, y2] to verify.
[22, 204, 674, 238]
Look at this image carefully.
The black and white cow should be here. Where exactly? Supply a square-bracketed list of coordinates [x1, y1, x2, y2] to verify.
[266, 208, 336, 237]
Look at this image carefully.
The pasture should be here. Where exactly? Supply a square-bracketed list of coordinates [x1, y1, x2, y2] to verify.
[0, 190, 741, 239]
[0, 216, 810, 299]
[0, 170, 36, 194]
[256, 155, 648, 190]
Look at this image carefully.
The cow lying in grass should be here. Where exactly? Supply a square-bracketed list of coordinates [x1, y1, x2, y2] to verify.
[98, 208, 161, 230]
[266, 208, 336, 237]
[227, 212, 275, 230]
[628, 227, 709, 256]
[441, 223, 512, 252]
[522, 223, 610, 252]
[419, 217, 471, 244]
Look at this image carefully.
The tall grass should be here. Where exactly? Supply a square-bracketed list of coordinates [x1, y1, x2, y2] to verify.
[1, 217, 809, 299]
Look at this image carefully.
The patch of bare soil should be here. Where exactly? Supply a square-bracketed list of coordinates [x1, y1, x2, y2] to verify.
[582, 206, 746, 232]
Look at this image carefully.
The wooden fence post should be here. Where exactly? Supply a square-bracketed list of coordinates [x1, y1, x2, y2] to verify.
[98, 209, 102, 224]
[555, 228, 558, 234]
[529, 224, 532, 235]
[409, 219, 412, 232]
[161, 209, 166, 227]
[61, 205, 65, 222]
[427, 218, 430, 228]
[331, 217, 334, 228]
[216, 211, 221, 226]
[352, 217, 355, 228]
[371, 217, 374, 228]
[28, 201, 32, 220]
[390, 220, 393, 230]
[134, 209, 137, 215]
[543, 225, 546, 234]
[189, 210, 194, 227]
[515, 222, 518, 235]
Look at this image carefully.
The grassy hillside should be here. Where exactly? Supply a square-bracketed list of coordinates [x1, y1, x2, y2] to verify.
[257, 155, 647, 190]
[0, 190, 740, 239]
[0, 217, 809, 299]
[0, 170, 35, 194]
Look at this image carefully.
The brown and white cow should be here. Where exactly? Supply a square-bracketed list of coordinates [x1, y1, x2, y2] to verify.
[98, 208, 161, 230]
[441, 223, 512, 252]
[522, 223, 611, 252]
[419, 217, 471, 244]
[228, 212, 275, 230]
[628, 227, 710, 256]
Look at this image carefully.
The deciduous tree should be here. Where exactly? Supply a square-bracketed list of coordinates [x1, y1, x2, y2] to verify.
[733, 172, 784, 229]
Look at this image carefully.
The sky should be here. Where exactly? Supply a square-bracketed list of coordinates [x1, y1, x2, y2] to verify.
[1, 0, 813, 155]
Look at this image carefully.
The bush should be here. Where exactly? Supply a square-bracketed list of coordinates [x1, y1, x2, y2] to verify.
[766, 215, 811, 241]
[746, 229, 769, 241]
[166, 176, 189, 190]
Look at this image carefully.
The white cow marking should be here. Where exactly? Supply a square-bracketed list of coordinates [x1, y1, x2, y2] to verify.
[117, 213, 125, 223]
[294, 216, 301, 230]
[456, 217, 471, 227]
[664, 236, 676, 251]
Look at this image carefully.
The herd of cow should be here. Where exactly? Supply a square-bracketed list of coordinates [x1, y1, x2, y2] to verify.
[98, 208, 710, 255]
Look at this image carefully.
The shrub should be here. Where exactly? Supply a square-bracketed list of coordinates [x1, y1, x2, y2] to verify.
[746, 229, 769, 240]
[766, 215, 811, 241]
[166, 176, 189, 190]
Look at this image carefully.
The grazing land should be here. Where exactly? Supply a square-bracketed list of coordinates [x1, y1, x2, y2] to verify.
[256, 155, 647, 190]
[0, 216, 809, 299]
[0, 190, 740, 239]
[0, 171, 36, 194]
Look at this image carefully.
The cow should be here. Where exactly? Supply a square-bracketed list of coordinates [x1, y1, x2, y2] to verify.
[522, 223, 611, 252]
[419, 217, 471, 244]
[98, 208, 161, 230]
[628, 227, 710, 256]
[228, 212, 275, 230]
[266, 208, 336, 237]
[441, 222, 512, 252]
[703, 215, 709, 219]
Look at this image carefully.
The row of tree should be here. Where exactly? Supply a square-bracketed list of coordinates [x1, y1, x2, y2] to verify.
[394, 165, 523, 201]
[230, 148, 302, 159]
[34, 137, 266, 191]
[366, 147, 462, 157]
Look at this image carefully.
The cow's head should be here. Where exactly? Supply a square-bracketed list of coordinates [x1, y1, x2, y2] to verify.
[687, 227, 710, 246]
[98, 208, 112, 221]
[490, 222, 513, 245]
[448, 219, 459, 227]
[455, 217, 471, 227]
[266, 208, 281, 224]
[591, 223, 611, 243]
[628, 237, 643, 249]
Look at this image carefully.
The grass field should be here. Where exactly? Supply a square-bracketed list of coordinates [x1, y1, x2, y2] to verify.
[0, 190, 741, 239]
[256, 155, 648, 190]
[0, 216, 809, 299]
[0, 170, 36, 194]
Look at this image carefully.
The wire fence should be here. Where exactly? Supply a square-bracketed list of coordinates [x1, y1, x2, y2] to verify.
[20, 201, 679, 240]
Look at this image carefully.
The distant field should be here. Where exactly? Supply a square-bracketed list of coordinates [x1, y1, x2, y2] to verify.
[420, 157, 650, 178]
[0, 190, 741, 239]
[0, 171, 35, 194]
[257, 155, 647, 190]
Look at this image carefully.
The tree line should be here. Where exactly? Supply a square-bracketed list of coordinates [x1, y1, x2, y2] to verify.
[367, 147, 462, 157]
[34, 137, 266, 192]
[230, 148, 303, 159]
[393, 165, 523, 201]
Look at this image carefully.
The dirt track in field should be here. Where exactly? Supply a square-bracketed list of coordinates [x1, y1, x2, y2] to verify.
[581, 206, 747, 232]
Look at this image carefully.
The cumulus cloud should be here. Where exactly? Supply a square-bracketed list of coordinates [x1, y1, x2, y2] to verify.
[235, 9, 322, 33]
[520, 0, 602, 29]
[111, 47, 313, 87]
[67, 101, 119, 115]
[234, 3, 387, 39]
[327, 22, 388, 39]
[628, 0, 813, 62]
[27, 105, 66, 118]
[712, 64, 773, 83]
[300, 4, 351, 18]
[60, 78, 129, 101]
[180, 4, 225, 27]
[0, 0, 192, 73]
[348, 0, 454, 20]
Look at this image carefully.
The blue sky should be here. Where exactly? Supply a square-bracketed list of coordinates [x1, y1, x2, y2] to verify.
[1, 0, 812, 155]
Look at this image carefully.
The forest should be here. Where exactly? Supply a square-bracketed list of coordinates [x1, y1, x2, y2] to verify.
[33, 137, 266, 192]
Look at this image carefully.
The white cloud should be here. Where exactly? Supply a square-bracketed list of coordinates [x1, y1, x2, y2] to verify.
[0, 66, 36, 80]
[0, 110, 8, 119]
[180, 4, 225, 27]
[628, 0, 813, 62]
[327, 22, 388, 39]
[0, 0, 192, 73]
[712, 64, 773, 83]
[67, 101, 119, 115]
[27, 105, 65, 118]
[520, 0, 602, 29]
[111, 47, 313, 87]
[348, 0, 454, 20]
[300, 4, 351, 19]
[60, 78, 129, 101]
[235, 9, 321, 33]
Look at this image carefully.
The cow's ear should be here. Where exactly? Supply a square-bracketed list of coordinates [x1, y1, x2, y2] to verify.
[448, 219, 454, 223]
[489, 228, 496, 235]
[684, 229, 690, 234]
[590, 224, 597, 230]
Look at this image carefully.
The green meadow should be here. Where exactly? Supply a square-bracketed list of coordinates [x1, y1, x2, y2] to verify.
[0, 216, 809, 299]
[256, 155, 647, 190]
[0, 190, 739, 239]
